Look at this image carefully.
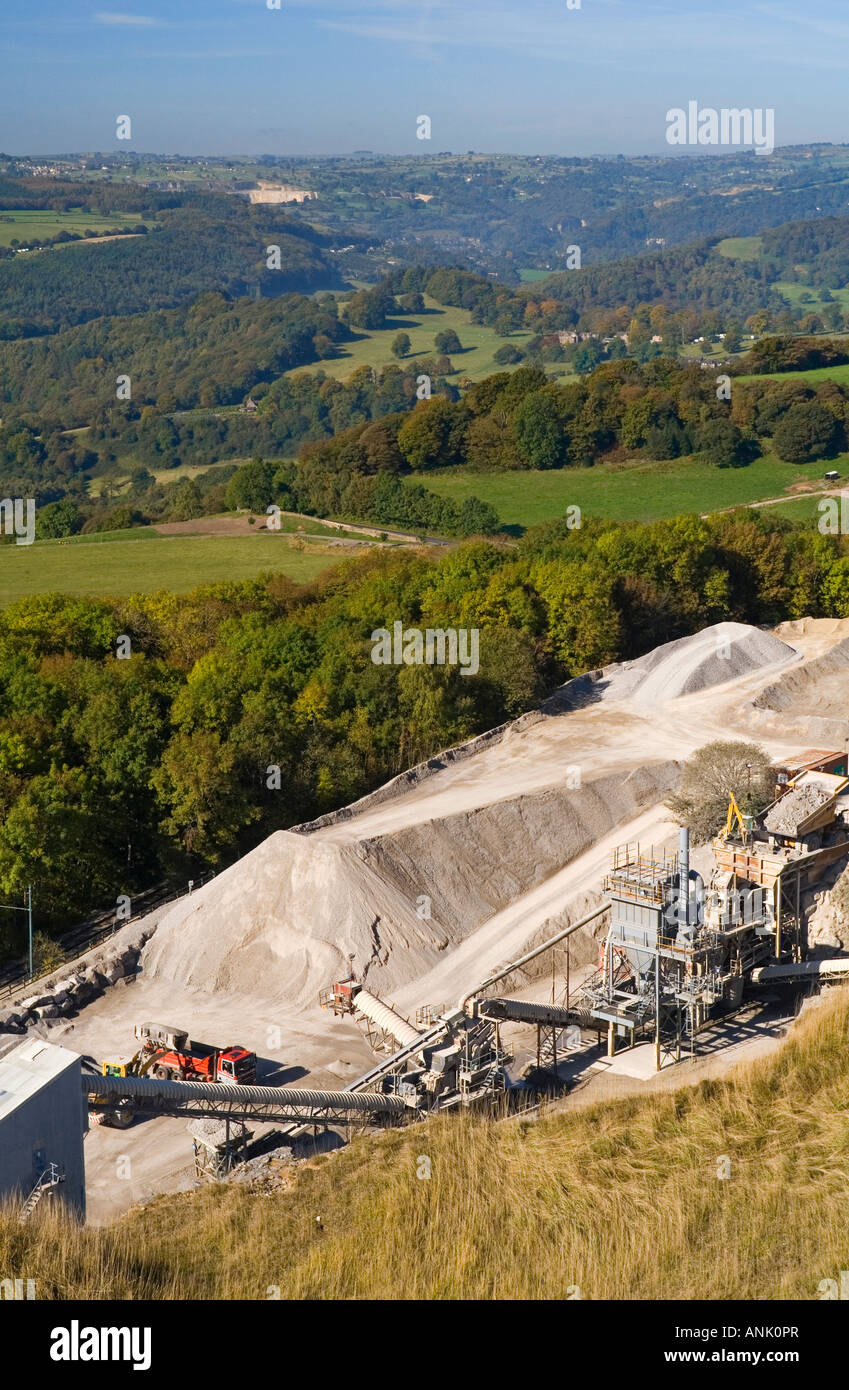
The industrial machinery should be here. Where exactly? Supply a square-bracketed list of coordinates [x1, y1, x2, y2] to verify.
[81, 1055, 139, 1130]
[76, 767, 849, 1173]
[320, 978, 511, 1109]
[580, 829, 761, 1067]
[189, 1118, 252, 1180]
[89, 1024, 256, 1125]
[130, 1023, 257, 1085]
[724, 792, 754, 844]
[580, 766, 849, 1069]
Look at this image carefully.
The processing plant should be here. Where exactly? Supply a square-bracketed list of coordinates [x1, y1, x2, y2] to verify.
[582, 761, 849, 1066]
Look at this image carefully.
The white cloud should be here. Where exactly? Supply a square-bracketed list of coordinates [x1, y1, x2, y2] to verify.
[93, 10, 164, 25]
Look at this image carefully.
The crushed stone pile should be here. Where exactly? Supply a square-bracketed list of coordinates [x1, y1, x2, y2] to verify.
[141, 764, 679, 1011]
[746, 629, 849, 743]
[806, 855, 849, 951]
[605, 622, 797, 709]
[764, 784, 832, 836]
[142, 832, 448, 1012]
[187, 1117, 249, 1146]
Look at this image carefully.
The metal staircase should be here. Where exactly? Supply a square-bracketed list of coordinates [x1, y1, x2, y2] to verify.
[19, 1162, 65, 1223]
[538, 1025, 576, 1071]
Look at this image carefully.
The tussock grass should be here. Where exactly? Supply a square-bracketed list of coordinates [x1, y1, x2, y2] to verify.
[3, 989, 849, 1300]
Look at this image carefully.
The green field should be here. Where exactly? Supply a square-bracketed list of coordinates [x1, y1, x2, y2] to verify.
[90, 458, 259, 496]
[0, 532, 340, 605]
[716, 236, 764, 262]
[0, 209, 147, 248]
[717, 236, 849, 317]
[420, 452, 847, 528]
[294, 296, 543, 385]
[753, 494, 844, 525]
[739, 361, 849, 387]
[772, 281, 849, 313]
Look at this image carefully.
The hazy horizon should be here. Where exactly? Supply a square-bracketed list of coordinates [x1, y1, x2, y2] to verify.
[3, 0, 849, 158]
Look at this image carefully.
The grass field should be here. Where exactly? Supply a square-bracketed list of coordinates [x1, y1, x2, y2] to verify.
[90, 461, 225, 495]
[754, 494, 846, 524]
[293, 296, 543, 385]
[0, 209, 147, 247]
[716, 235, 764, 261]
[739, 361, 849, 388]
[4, 984, 848, 1300]
[772, 281, 849, 314]
[717, 236, 849, 316]
[0, 532, 341, 605]
[419, 452, 847, 528]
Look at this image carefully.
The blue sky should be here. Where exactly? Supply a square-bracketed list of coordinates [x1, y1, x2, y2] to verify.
[1, 0, 848, 157]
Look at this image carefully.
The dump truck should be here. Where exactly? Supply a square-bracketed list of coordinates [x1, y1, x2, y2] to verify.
[131, 1022, 257, 1085]
[762, 770, 849, 846]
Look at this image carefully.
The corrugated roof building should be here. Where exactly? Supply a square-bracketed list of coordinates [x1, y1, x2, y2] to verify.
[0, 1039, 86, 1218]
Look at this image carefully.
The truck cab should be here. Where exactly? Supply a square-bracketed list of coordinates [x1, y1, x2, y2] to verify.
[216, 1047, 256, 1084]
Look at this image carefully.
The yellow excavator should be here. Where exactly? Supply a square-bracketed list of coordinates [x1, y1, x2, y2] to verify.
[724, 792, 752, 844]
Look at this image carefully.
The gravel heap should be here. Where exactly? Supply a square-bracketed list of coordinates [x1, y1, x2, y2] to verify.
[764, 784, 832, 836]
[606, 622, 798, 708]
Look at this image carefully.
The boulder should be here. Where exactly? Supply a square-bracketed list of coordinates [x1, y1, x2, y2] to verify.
[0, 1010, 23, 1032]
[19, 994, 54, 1012]
[33, 1004, 58, 1020]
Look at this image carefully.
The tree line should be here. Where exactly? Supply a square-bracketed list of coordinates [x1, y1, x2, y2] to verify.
[8, 345, 849, 546]
[1, 506, 848, 940]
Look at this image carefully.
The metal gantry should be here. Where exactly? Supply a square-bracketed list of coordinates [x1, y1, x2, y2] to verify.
[83, 1073, 409, 1128]
[580, 822, 830, 1070]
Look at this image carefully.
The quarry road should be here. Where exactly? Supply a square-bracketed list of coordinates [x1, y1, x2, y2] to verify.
[312, 698, 800, 847]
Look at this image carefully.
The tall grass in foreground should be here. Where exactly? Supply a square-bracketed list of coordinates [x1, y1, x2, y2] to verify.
[3, 988, 848, 1300]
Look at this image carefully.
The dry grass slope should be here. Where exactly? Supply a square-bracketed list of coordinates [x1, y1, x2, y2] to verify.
[3, 987, 848, 1300]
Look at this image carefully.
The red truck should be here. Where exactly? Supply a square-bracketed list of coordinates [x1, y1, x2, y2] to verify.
[133, 1023, 257, 1085]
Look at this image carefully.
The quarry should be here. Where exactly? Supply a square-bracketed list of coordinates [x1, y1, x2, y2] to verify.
[3, 616, 849, 1224]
